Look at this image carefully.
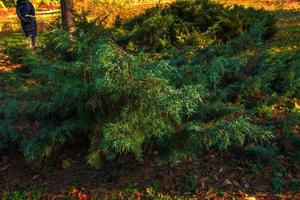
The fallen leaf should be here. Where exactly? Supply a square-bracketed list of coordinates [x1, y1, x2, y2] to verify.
[232, 181, 240, 187]
[244, 183, 250, 189]
[61, 159, 72, 169]
[245, 197, 256, 200]
[0, 165, 9, 172]
[134, 191, 143, 198]
[78, 192, 88, 200]
[71, 187, 79, 195]
[223, 179, 232, 186]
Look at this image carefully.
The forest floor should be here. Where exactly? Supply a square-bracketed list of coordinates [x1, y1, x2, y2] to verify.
[0, 49, 21, 73]
[0, 1, 300, 200]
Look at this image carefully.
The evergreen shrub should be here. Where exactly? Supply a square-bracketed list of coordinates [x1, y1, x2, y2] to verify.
[114, 0, 276, 51]
[0, 0, 282, 167]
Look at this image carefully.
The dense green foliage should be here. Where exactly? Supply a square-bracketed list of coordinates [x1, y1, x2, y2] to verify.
[114, 0, 276, 51]
[2, 0, 298, 167]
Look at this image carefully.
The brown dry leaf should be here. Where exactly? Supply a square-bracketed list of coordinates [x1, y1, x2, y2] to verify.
[222, 179, 232, 186]
[232, 181, 240, 187]
[0, 165, 9, 172]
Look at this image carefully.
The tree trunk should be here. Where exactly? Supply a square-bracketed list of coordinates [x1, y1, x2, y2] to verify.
[60, 0, 74, 32]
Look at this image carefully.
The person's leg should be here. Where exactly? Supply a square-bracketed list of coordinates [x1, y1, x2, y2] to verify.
[28, 35, 37, 48]
[28, 35, 33, 48]
[32, 36, 37, 48]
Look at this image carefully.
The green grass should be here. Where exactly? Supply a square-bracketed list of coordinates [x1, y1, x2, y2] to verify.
[0, 33, 25, 49]
[271, 11, 300, 49]
[1, 186, 46, 200]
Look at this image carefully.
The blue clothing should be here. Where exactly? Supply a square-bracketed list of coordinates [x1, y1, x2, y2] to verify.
[16, 0, 37, 37]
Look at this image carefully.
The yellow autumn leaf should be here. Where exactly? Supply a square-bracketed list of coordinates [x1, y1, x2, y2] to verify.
[61, 159, 72, 169]
[245, 197, 256, 200]
[295, 101, 300, 110]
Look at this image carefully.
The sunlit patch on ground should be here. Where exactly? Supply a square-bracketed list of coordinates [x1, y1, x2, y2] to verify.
[219, 0, 300, 11]
[0, 11, 59, 33]
[0, 52, 21, 73]
[269, 46, 297, 55]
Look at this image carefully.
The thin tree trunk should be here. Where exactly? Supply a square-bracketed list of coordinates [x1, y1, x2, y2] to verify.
[60, 0, 74, 32]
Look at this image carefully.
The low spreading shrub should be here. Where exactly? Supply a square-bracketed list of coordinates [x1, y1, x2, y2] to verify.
[114, 0, 276, 51]
[1, 0, 286, 167]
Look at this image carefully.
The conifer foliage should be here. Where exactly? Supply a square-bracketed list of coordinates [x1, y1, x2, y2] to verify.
[114, 0, 276, 51]
[0, 0, 283, 167]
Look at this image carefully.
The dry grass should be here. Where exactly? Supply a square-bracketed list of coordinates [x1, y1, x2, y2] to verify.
[219, 0, 300, 11]
[0, 11, 59, 33]
[76, 0, 300, 27]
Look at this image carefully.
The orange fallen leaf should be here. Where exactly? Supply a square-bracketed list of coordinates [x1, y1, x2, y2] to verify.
[78, 192, 89, 200]
[71, 187, 79, 194]
[134, 191, 143, 198]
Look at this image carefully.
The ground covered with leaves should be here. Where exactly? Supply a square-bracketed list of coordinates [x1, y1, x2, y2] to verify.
[0, 0, 299, 199]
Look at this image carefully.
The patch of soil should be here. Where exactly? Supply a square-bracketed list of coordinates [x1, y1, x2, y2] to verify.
[0, 146, 299, 199]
